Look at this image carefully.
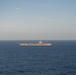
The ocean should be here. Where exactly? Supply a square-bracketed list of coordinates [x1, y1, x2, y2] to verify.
[0, 40, 76, 75]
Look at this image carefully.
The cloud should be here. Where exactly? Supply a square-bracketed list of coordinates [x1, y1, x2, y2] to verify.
[16, 8, 19, 10]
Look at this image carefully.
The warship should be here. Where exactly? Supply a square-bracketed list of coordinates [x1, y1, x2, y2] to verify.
[19, 41, 52, 46]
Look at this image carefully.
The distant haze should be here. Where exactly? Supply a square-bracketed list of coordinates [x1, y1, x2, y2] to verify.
[0, 0, 76, 40]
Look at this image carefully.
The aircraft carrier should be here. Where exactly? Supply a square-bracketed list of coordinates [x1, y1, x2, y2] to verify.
[19, 41, 52, 46]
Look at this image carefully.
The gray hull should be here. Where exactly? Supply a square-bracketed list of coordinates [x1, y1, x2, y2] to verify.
[19, 43, 52, 46]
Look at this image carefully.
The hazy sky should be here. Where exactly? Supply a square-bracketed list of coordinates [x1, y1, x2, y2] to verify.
[0, 0, 76, 40]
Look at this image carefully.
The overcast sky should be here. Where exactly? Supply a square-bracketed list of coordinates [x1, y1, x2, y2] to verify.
[0, 0, 76, 40]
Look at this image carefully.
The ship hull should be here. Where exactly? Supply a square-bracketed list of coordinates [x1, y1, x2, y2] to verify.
[19, 44, 51, 46]
[19, 43, 52, 46]
[19, 41, 52, 46]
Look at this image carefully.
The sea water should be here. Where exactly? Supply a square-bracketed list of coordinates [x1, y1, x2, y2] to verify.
[0, 40, 76, 75]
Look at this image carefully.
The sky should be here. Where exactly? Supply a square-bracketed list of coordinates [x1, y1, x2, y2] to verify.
[0, 0, 76, 40]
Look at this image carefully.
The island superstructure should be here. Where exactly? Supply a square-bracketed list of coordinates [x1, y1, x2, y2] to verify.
[19, 41, 52, 46]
